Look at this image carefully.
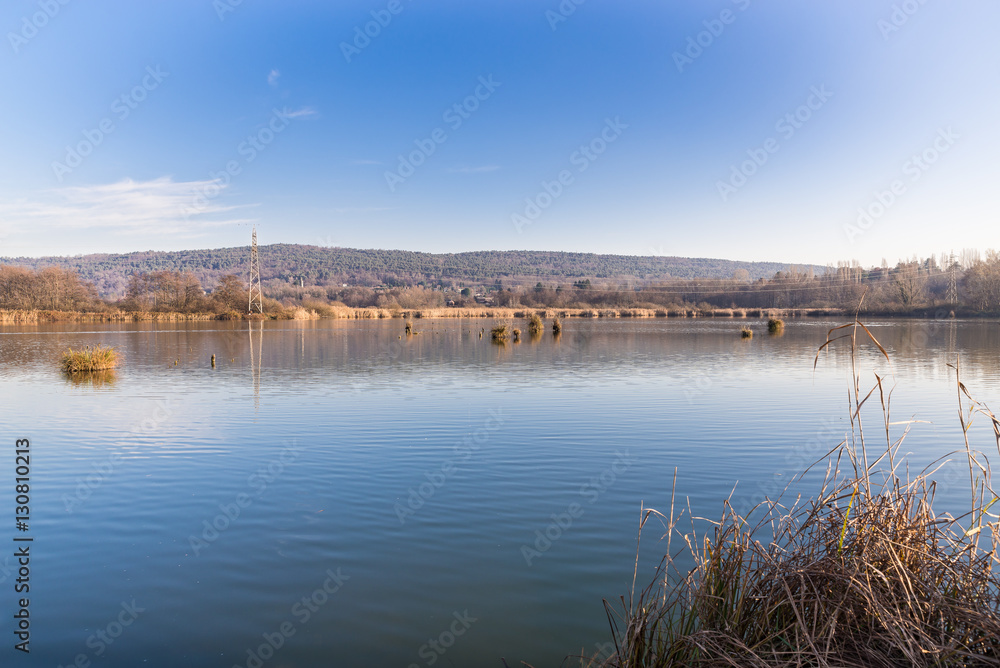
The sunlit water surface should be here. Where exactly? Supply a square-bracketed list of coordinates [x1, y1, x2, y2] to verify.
[0, 317, 997, 666]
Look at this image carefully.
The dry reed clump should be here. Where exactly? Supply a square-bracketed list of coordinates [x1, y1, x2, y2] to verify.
[740, 326, 753, 339]
[491, 324, 510, 343]
[600, 315, 1000, 668]
[768, 318, 786, 334]
[528, 313, 544, 334]
[552, 317, 563, 334]
[60, 345, 120, 373]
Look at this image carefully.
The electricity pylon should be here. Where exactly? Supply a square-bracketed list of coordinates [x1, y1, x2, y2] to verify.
[946, 252, 958, 304]
[248, 226, 263, 314]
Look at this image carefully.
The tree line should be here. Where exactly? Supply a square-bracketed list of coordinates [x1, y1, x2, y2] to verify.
[1, 251, 998, 315]
[1, 244, 814, 298]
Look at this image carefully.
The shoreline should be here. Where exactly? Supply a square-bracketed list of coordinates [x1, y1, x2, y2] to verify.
[2, 305, 992, 324]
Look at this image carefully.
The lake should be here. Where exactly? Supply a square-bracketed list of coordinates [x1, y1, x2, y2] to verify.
[1, 316, 997, 667]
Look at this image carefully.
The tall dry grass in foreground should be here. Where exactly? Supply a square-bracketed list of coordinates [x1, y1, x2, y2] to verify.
[60, 345, 120, 373]
[600, 315, 1000, 667]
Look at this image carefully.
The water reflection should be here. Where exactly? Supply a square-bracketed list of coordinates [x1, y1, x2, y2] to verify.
[249, 320, 263, 413]
[0, 317, 997, 667]
[64, 368, 117, 387]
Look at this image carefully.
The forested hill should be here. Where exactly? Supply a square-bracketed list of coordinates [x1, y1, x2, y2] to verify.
[0, 245, 820, 297]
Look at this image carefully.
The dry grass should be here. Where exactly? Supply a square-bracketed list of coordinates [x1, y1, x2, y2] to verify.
[528, 313, 544, 334]
[60, 345, 120, 373]
[0, 309, 218, 324]
[768, 318, 786, 334]
[491, 324, 510, 343]
[740, 326, 753, 339]
[553, 317, 563, 334]
[0, 306, 844, 323]
[600, 313, 1000, 667]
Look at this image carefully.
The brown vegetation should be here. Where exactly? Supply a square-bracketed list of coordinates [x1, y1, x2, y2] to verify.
[600, 319, 1000, 667]
[60, 345, 120, 373]
[4, 249, 1000, 320]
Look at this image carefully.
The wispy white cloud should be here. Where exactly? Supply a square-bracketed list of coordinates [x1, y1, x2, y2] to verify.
[447, 165, 500, 174]
[0, 177, 256, 239]
[330, 206, 397, 214]
[268, 68, 281, 86]
[281, 106, 318, 119]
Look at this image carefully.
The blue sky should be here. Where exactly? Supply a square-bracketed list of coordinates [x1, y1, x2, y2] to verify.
[0, 0, 997, 266]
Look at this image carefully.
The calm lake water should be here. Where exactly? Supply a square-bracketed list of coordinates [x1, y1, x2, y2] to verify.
[1, 317, 998, 667]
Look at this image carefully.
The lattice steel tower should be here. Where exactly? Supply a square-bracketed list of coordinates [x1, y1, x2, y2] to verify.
[248, 226, 263, 314]
[946, 252, 958, 304]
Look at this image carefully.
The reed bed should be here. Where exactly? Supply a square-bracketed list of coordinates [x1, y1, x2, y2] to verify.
[491, 324, 510, 343]
[601, 315, 1000, 668]
[0, 309, 219, 324]
[0, 306, 838, 324]
[528, 313, 544, 334]
[60, 345, 120, 373]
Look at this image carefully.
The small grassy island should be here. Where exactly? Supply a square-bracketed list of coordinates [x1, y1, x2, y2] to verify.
[60, 345, 120, 373]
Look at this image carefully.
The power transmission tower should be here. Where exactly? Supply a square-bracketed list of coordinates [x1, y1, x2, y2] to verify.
[248, 226, 263, 314]
[946, 252, 958, 304]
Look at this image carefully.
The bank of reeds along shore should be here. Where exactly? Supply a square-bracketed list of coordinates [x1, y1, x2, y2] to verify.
[597, 316, 1000, 668]
[0, 306, 841, 324]
[0, 309, 222, 324]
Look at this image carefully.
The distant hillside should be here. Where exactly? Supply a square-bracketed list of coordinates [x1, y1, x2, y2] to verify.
[0, 245, 823, 298]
